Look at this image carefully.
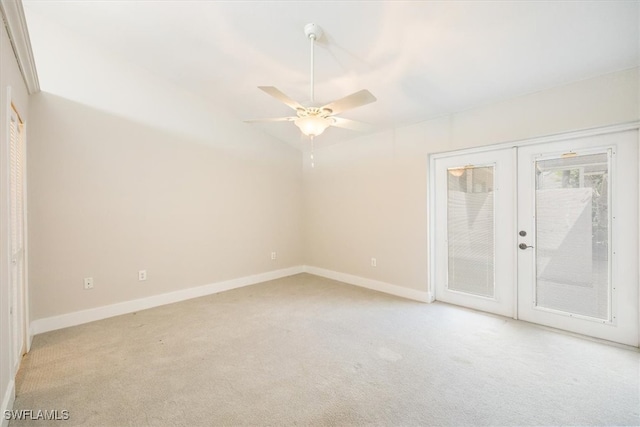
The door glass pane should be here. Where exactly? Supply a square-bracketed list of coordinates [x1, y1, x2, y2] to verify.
[535, 152, 609, 319]
[447, 166, 495, 297]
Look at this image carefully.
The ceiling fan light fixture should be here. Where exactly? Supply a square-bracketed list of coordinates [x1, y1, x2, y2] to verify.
[294, 115, 332, 137]
[245, 24, 376, 140]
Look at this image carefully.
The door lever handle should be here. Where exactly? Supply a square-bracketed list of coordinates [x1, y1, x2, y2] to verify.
[519, 243, 534, 250]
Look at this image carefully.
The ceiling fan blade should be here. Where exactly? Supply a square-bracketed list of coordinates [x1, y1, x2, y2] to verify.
[244, 117, 296, 123]
[331, 117, 374, 132]
[258, 86, 304, 111]
[321, 89, 376, 115]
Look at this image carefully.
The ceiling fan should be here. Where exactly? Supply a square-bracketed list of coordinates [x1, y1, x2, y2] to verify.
[245, 23, 377, 139]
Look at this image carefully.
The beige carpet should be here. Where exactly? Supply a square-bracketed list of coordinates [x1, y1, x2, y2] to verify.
[10, 274, 640, 426]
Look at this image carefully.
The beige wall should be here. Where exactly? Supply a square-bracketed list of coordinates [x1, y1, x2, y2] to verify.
[28, 94, 302, 320]
[1, 20, 30, 417]
[304, 67, 639, 292]
[27, 16, 303, 320]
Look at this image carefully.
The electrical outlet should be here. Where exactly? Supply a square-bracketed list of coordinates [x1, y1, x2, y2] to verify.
[84, 277, 94, 290]
[138, 270, 147, 281]
[371, 258, 377, 267]
[271, 252, 277, 260]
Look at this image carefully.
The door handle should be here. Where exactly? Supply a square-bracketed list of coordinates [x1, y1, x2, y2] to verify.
[519, 243, 534, 250]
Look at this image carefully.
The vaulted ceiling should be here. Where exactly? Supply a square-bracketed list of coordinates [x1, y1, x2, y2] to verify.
[22, 1, 639, 149]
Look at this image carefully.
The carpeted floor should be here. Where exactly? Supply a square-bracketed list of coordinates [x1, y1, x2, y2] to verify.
[9, 273, 640, 426]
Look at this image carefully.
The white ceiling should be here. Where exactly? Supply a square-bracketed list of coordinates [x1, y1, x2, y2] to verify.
[22, 1, 640, 149]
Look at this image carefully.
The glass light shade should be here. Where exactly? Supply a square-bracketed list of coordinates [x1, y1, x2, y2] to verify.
[294, 115, 332, 137]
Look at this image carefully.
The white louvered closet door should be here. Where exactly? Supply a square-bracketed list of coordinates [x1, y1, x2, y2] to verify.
[9, 104, 27, 370]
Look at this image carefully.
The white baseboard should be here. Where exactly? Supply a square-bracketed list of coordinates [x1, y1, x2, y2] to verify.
[30, 266, 304, 336]
[29, 265, 430, 336]
[1, 380, 15, 427]
[304, 266, 432, 303]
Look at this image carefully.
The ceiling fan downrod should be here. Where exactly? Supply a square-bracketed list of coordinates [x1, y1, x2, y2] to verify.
[304, 23, 323, 104]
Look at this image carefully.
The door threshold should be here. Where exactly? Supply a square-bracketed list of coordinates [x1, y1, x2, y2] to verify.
[435, 300, 639, 352]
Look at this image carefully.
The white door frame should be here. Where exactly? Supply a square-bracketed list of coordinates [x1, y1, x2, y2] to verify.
[427, 121, 640, 345]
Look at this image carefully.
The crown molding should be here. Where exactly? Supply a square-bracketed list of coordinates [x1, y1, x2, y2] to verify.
[1, 0, 39, 94]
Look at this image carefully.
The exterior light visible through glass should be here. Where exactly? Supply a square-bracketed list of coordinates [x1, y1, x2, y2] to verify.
[448, 167, 466, 177]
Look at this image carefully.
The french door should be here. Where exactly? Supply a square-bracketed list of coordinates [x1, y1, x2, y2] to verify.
[432, 127, 639, 346]
[433, 148, 516, 318]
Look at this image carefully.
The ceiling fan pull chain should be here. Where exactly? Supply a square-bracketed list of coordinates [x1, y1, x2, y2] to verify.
[310, 136, 315, 168]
